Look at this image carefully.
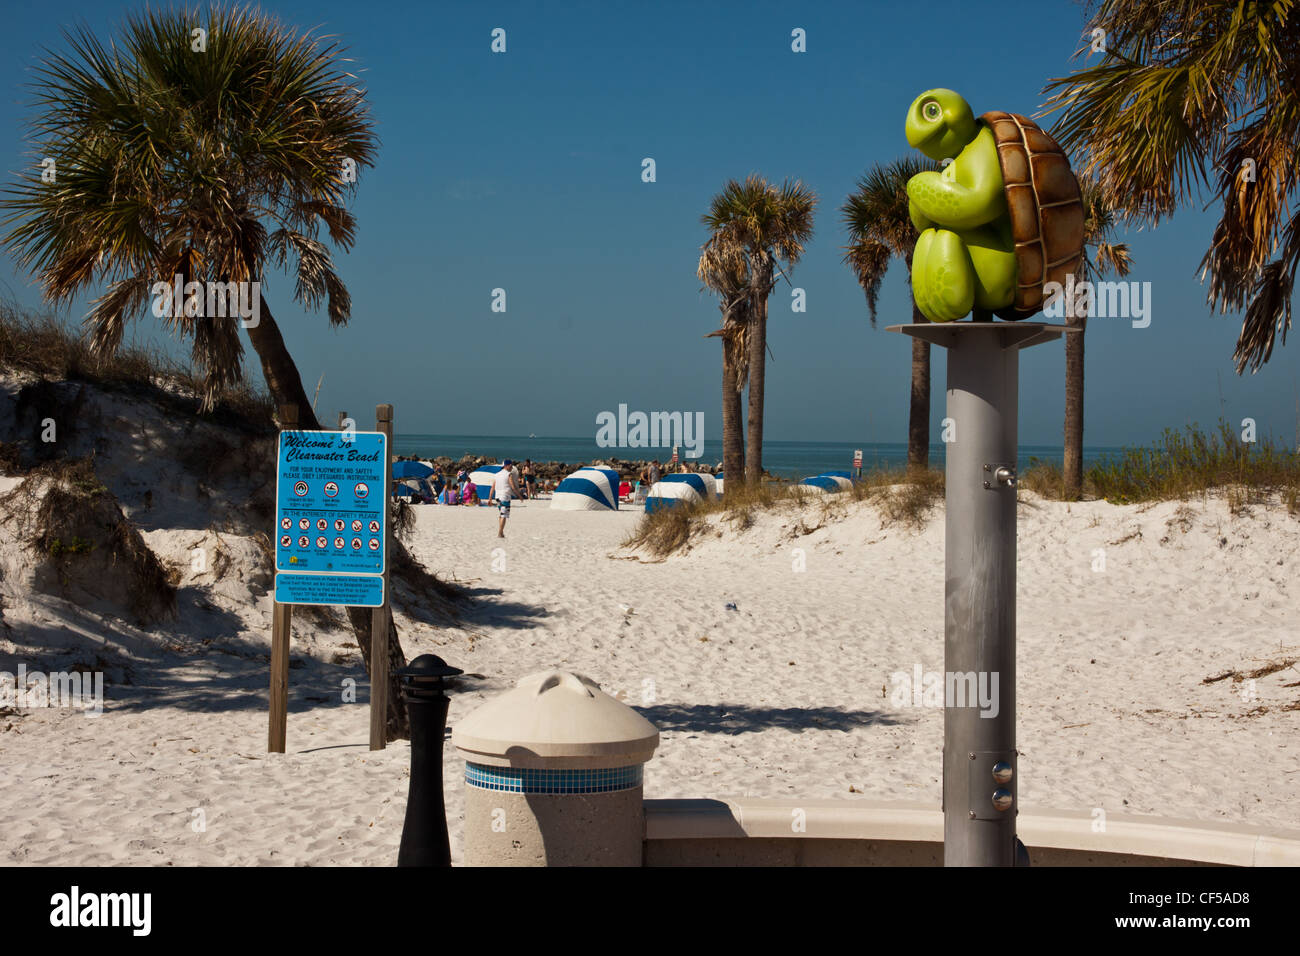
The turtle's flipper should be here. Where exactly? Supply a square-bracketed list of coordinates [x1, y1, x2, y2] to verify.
[965, 222, 1018, 313]
[911, 229, 937, 320]
[905, 128, 1006, 231]
[909, 198, 934, 233]
[914, 229, 975, 322]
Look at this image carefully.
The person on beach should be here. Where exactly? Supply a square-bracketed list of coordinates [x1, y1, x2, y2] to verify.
[463, 481, 478, 506]
[494, 459, 522, 537]
[648, 459, 661, 487]
[523, 460, 536, 499]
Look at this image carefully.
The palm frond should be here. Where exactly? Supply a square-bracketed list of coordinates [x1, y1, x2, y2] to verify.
[1041, 0, 1299, 369]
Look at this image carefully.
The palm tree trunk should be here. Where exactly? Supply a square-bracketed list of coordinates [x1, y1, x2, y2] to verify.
[246, 294, 409, 740]
[907, 297, 931, 472]
[745, 266, 771, 485]
[1063, 311, 1087, 500]
[722, 342, 744, 497]
[246, 294, 321, 429]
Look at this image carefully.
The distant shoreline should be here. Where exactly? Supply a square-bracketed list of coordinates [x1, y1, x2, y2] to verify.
[390, 434, 1127, 481]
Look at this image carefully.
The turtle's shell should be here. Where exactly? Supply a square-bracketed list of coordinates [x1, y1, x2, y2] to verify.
[981, 111, 1085, 320]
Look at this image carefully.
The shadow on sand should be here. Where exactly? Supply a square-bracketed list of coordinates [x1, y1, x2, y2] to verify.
[454, 586, 551, 631]
[633, 702, 907, 736]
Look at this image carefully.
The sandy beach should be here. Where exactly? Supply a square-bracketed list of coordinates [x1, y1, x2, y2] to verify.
[2, 483, 1296, 866]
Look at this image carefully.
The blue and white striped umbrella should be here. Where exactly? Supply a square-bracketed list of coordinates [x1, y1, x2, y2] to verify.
[552, 467, 619, 511]
[645, 473, 707, 513]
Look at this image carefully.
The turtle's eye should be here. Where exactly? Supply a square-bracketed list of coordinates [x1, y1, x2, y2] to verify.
[923, 100, 942, 122]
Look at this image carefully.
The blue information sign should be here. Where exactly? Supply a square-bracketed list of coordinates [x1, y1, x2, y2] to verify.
[274, 430, 386, 606]
[275, 573, 384, 607]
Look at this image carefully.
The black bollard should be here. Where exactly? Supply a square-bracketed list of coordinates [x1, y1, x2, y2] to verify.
[396, 654, 463, 867]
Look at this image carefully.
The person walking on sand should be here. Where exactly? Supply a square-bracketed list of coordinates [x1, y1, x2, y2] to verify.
[494, 459, 522, 537]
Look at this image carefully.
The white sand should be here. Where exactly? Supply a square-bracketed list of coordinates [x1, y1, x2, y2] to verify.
[2, 485, 1298, 865]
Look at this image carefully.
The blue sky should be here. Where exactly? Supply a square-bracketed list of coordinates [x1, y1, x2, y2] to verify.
[1, 0, 1297, 447]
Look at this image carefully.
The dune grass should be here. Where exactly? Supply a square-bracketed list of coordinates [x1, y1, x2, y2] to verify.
[623, 468, 945, 558]
[0, 301, 275, 430]
[1085, 421, 1298, 509]
[626, 421, 1300, 559]
[1018, 422, 1299, 512]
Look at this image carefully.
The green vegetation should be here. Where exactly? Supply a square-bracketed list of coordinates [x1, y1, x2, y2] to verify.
[624, 469, 945, 558]
[629, 422, 1299, 559]
[46, 535, 94, 557]
[1044, 0, 1299, 374]
[1085, 422, 1299, 510]
[699, 175, 818, 486]
[0, 6, 376, 427]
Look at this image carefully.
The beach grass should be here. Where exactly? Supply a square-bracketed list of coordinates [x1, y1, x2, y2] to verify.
[0, 301, 275, 430]
[627, 421, 1300, 558]
[624, 467, 945, 557]
[1022, 422, 1299, 512]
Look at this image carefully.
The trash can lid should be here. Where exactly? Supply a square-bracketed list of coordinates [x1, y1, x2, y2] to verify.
[452, 670, 660, 769]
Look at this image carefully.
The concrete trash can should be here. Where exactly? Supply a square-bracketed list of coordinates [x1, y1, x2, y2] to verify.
[453, 670, 659, 866]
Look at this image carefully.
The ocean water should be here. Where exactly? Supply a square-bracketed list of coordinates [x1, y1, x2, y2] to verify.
[393, 434, 1123, 480]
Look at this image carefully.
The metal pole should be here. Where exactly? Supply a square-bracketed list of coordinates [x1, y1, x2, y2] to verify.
[887, 321, 1071, 866]
[942, 330, 1018, 867]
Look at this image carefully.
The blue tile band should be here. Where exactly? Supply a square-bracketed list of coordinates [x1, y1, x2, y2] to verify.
[465, 762, 643, 794]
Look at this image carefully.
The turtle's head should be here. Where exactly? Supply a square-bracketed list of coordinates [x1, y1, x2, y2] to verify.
[906, 89, 977, 161]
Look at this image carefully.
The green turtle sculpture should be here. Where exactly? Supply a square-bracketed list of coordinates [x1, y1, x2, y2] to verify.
[904, 88, 1085, 323]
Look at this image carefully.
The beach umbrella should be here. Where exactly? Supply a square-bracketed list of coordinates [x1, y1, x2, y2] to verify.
[393, 460, 434, 479]
[394, 477, 433, 500]
[467, 464, 504, 494]
[551, 467, 618, 511]
[645, 474, 706, 513]
[801, 474, 852, 493]
[581, 467, 621, 509]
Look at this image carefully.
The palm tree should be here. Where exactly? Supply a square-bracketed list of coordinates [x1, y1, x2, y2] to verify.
[842, 157, 940, 471]
[1062, 177, 1133, 499]
[1043, 0, 1298, 373]
[698, 233, 749, 490]
[0, 6, 376, 427]
[0, 7, 415, 740]
[701, 175, 817, 484]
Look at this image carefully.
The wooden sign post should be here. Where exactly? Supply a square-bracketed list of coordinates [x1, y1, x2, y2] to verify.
[268, 404, 298, 753]
[369, 404, 394, 751]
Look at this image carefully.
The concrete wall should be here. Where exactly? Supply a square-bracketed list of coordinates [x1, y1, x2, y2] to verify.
[643, 798, 1300, 867]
